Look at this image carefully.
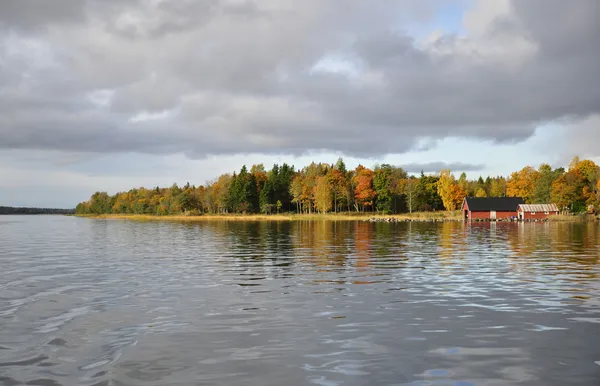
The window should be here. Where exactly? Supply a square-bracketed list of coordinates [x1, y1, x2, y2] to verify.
[531, 212, 536, 215]
[545, 211, 549, 215]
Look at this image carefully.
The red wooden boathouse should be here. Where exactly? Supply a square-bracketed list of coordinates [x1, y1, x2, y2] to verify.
[517, 204, 559, 220]
[462, 197, 524, 220]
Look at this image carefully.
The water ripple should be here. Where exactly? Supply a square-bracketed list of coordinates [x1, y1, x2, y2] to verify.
[0, 217, 599, 385]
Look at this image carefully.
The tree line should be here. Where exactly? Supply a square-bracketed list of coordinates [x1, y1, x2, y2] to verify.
[0, 206, 75, 215]
[75, 157, 600, 216]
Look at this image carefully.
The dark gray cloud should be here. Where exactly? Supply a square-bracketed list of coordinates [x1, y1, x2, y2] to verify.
[0, 0, 86, 31]
[0, 0, 598, 158]
[400, 162, 484, 174]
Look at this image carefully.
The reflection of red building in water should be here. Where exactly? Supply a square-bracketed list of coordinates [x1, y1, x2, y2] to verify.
[462, 197, 524, 221]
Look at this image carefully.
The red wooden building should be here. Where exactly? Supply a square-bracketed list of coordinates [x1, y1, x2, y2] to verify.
[517, 204, 559, 220]
[462, 197, 524, 220]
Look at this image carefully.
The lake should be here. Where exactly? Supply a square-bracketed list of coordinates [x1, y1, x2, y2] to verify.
[1, 216, 599, 386]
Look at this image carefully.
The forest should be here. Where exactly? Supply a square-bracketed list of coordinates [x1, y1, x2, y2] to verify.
[75, 157, 600, 216]
[0, 206, 75, 215]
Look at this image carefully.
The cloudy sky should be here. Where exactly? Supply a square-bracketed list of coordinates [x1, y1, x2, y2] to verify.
[1, 0, 598, 208]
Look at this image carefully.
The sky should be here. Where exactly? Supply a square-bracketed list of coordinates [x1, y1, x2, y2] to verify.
[0, 0, 599, 208]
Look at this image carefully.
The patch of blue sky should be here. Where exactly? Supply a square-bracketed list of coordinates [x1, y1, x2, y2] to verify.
[401, 0, 470, 39]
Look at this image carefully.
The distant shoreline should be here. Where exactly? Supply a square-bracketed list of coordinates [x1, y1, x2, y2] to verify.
[0, 206, 74, 215]
[76, 212, 463, 222]
[74, 212, 594, 223]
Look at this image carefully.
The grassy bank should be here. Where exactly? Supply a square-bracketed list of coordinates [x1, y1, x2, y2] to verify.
[76, 211, 463, 222]
[546, 214, 598, 222]
[76, 213, 293, 221]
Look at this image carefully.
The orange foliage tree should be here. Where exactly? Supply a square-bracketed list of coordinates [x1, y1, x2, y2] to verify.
[451, 184, 467, 208]
[437, 169, 466, 211]
[353, 165, 376, 211]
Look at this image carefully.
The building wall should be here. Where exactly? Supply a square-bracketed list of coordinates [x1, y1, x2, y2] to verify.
[470, 211, 489, 219]
[496, 211, 517, 219]
[519, 211, 559, 220]
[469, 211, 517, 219]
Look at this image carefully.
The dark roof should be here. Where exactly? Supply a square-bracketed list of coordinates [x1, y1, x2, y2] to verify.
[464, 197, 524, 211]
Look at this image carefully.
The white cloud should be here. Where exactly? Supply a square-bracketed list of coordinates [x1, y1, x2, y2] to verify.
[1, 0, 599, 206]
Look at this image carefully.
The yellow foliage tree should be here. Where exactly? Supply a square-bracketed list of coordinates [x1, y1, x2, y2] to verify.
[551, 172, 579, 211]
[314, 176, 333, 214]
[475, 188, 487, 197]
[489, 177, 507, 197]
[506, 166, 540, 203]
[437, 169, 463, 211]
[572, 159, 598, 181]
[564, 157, 600, 211]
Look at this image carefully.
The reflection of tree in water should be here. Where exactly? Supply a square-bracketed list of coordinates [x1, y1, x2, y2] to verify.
[199, 221, 296, 281]
[371, 223, 409, 266]
[506, 222, 540, 258]
[437, 221, 467, 262]
[547, 222, 599, 278]
[505, 222, 599, 289]
[292, 220, 352, 269]
[191, 221, 599, 291]
[354, 221, 372, 273]
[506, 222, 599, 264]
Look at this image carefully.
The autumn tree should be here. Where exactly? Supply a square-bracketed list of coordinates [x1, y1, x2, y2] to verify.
[437, 170, 457, 210]
[373, 164, 393, 213]
[331, 158, 354, 213]
[533, 164, 564, 204]
[89, 192, 111, 214]
[192, 186, 206, 213]
[489, 177, 507, 197]
[74, 157, 600, 217]
[552, 157, 600, 212]
[314, 176, 333, 214]
[506, 166, 540, 203]
[458, 172, 469, 193]
[112, 192, 131, 214]
[551, 171, 581, 211]
[202, 184, 216, 213]
[353, 165, 376, 212]
[214, 174, 233, 213]
[290, 175, 304, 213]
[437, 169, 466, 211]
[327, 168, 346, 213]
[571, 158, 599, 207]
[452, 184, 467, 208]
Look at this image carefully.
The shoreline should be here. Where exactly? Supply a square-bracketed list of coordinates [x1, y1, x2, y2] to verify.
[76, 212, 463, 222]
[74, 212, 595, 223]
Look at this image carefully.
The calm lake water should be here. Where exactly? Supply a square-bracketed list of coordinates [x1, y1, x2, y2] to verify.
[1, 216, 599, 386]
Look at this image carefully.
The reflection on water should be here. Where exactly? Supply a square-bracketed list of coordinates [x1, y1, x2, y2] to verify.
[0, 216, 599, 385]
